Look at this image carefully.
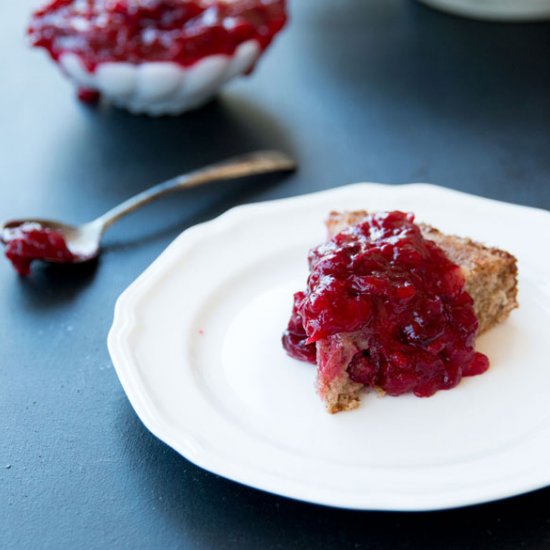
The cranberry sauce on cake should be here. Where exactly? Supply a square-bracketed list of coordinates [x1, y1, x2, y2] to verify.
[283, 211, 489, 404]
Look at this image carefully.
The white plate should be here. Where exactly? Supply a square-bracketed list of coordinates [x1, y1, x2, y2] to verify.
[108, 183, 550, 511]
[418, 0, 550, 21]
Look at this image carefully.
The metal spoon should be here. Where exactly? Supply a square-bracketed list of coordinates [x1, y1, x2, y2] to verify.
[1, 150, 296, 266]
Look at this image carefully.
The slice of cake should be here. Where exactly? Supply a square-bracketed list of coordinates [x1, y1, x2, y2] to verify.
[282, 211, 518, 413]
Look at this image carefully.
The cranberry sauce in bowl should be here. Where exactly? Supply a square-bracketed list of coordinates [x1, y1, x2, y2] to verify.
[29, 0, 288, 70]
[283, 211, 489, 398]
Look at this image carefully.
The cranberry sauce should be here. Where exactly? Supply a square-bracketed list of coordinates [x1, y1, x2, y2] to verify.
[1, 223, 77, 276]
[282, 212, 489, 398]
[29, 0, 287, 71]
[282, 291, 317, 364]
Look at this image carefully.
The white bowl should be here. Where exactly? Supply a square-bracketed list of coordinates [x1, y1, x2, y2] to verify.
[418, 0, 550, 21]
[58, 39, 260, 116]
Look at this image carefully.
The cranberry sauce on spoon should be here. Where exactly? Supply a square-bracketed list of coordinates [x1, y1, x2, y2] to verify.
[1, 223, 81, 276]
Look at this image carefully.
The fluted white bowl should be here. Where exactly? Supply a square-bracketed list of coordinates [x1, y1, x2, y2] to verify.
[59, 39, 260, 116]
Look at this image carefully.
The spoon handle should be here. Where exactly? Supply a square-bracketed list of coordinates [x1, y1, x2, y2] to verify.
[93, 150, 296, 231]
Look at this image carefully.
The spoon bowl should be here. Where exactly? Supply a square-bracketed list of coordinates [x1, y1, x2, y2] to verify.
[1, 219, 102, 263]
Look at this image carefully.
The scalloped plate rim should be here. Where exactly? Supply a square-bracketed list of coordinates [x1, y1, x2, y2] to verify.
[108, 182, 550, 511]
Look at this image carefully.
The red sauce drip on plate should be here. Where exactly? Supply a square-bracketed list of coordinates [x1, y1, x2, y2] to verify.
[282, 211, 489, 398]
[29, 0, 288, 71]
[2, 223, 77, 276]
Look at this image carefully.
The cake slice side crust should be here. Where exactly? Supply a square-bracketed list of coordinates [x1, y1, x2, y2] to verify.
[318, 211, 519, 413]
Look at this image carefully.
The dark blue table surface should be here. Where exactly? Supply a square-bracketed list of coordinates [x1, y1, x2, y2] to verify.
[3, 1, 550, 548]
